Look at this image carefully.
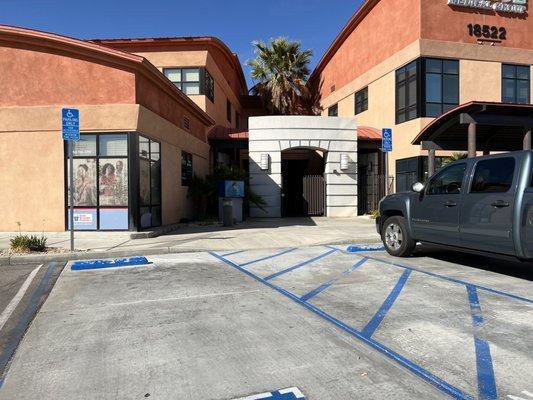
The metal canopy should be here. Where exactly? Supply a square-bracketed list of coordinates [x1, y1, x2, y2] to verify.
[413, 102, 533, 152]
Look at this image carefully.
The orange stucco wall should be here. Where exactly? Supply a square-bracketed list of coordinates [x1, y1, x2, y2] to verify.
[0, 44, 136, 106]
[317, 0, 421, 100]
[421, 0, 533, 50]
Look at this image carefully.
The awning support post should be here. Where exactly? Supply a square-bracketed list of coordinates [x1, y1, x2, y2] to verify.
[428, 149, 436, 177]
[523, 127, 532, 151]
[468, 123, 477, 158]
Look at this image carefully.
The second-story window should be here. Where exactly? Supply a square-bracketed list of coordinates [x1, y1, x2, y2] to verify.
[424, 58, 459, 117]
[502, 64, 530, 104]
[328, 104, 338, 117]
[355, 87, 368, 115]
[227, 99, 232, 123]
[395, 60, 419, 124]
[163, 67, 214, 101]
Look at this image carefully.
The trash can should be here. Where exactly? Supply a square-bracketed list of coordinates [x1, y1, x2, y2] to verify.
[222, 198, 233, 227]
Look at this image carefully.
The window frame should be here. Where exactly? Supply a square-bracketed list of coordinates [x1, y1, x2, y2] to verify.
[163, 67, 214, 101]
[501, 64, 530, 104]
[423, 58, 460, 117]
[226, 99, 232, 123]
[355, 87, 368, 115]
[181, 151, 194, 187]
[395, 60, 420, 124]
[138, 135, 162, 229]
[328, 103, 338, 117]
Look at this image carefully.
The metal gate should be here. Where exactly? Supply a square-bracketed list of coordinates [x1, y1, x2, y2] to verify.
[303, 175, 325, 216]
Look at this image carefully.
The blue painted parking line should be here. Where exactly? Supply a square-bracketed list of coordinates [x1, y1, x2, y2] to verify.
[466, 285, 497, 400]
[362, 269, 412, 338]
[361, 254, 533, 305]
[71, 257, 150, 271]
[346, 245, 385, 253]
[239, 248, 297, 268]
[210, 252, 473, 400]
[263, 248, 338, 281]
[300, 257, 368, 302]
[233, 387, 305, 399]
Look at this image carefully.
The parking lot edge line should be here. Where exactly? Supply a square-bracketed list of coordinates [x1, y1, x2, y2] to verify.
[300, 257, 369, 302]
[0, 262, 57, 385]
[209, 252, 473, 400]
[239, 248, 298, 268]
[362, 269, 412, 338]
[363, 255, 533, 305]
[466, 285, 498, 400]
[263, 248, 338, 281]
[221, 250, 246, 257]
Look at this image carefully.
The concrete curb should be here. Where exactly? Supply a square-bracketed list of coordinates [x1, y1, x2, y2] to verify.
[0, 238, 383, 266]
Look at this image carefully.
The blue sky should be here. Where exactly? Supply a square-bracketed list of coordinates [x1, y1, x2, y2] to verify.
[0, 0, 364, 89]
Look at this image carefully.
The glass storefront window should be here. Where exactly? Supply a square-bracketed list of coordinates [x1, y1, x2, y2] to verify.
[100, 135, 128, 156]
[73, 135, 97, 157]
[98, 158, 128, 206]
[138, 135, 162, 229]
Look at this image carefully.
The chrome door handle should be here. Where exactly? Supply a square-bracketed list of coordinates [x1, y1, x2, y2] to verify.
[444, 201, 457, 207]
[491, 201, 510, 208]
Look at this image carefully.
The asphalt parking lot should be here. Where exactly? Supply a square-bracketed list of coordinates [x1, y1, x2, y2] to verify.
[0, 245, 531, 400]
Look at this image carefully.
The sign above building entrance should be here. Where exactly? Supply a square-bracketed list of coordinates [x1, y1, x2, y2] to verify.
[447, 0, 527, 15]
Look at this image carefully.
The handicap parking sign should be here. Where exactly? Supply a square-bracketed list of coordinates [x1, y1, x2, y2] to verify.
[381, 128, 392, 152]
[62, 108, 80, 141]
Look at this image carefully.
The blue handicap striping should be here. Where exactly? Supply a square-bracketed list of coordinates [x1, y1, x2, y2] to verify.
[300, 257, 369, 302]
[466, 285, 498, 400]
[210, 252, 473, 400]
[362, 269, 412, 338]
[233, 387, 305, 400]
[239, 248, 297, 268]
[345, 245, 385, 253]
[263, 248, 338, 281]
[361, 254, 533, 305]
[0, 262, 57, 388]
[71, 257, 150, 271]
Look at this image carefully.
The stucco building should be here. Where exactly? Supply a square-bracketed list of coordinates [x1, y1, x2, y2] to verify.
[311, 0, 532, 196]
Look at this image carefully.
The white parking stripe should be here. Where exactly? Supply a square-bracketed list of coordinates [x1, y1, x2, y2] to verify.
[0, 264, 43, 332]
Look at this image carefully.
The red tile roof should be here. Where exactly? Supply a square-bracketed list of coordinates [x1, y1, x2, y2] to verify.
[358, 126, 381, 141]
[208, 125, 249, 140]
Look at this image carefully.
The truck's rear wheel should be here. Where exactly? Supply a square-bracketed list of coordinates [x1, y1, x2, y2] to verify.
[381, 216, 416, 257]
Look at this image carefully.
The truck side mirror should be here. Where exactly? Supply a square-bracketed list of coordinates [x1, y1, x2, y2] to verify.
[411, 182, 425, 193]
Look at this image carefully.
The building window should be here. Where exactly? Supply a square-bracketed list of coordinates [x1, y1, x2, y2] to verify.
[67, 133, 130, 231]
[395, 60, 419, 124]
[139, 136, 162, 229]
[355, 87, 368, 115]
[226, 99, 232, 123]
[328, 104, 338, 117]
[502, 64, 530, 104]
[236, 112, 241, 129]
[163, 67, 214, 101]
[424, 58, 459, 117]
[181, 151, 193, 187]
[396, 156, 446, 192]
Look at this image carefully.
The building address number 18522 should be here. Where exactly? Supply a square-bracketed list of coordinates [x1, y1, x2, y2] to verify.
[467, 24, 507, 40]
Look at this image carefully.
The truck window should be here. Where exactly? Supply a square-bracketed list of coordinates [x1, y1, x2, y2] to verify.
[427, 163, 466, 195]
[471, 158, 515, 193]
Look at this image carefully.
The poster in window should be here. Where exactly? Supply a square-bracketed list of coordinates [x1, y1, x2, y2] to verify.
[69, 159, 97, 206]
[70, 208, 97, 230]
[99, 158, 129, 206]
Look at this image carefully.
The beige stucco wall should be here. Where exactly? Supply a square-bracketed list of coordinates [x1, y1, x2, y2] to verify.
[320, 38, 533, 191]
[134, 50, 245, 130]
[0, 104, 209, 231]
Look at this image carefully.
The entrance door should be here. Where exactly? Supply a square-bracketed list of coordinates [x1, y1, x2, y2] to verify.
[460, 156, 517, 255]
[411, 162, 467, 246]
[303, 175, 325, 216]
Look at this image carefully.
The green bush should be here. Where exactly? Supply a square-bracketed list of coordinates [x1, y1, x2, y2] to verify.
[370, 210, 380, 220]
[10, 235, 47, 252]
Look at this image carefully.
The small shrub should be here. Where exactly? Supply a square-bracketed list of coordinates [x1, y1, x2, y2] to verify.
[370, 210, 380, 220]
[10, 235, 47, 252]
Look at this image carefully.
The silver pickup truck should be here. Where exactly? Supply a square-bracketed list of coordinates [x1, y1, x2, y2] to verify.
[377, 150, 533, 260]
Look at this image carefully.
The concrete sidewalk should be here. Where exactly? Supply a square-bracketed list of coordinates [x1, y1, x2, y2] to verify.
[0, 217, 380, 265]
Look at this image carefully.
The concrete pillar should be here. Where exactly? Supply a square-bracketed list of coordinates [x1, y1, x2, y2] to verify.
[523, 127, 532, 151]
[427, 149, 436, 177]
[468, 123, 477, 158]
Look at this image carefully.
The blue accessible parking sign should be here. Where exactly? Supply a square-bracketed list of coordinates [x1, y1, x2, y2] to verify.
[381, 128, 392, 152]
[62, 108, 80, 141]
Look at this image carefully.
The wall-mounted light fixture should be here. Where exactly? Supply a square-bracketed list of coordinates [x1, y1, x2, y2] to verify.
[260, 153, 270, 170]
[340, 154, 349, 170]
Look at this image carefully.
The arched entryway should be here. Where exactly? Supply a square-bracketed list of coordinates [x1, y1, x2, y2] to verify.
[281, 147, 326, 216]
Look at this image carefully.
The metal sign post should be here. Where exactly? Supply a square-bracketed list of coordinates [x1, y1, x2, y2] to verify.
[381, 128, 393, 196]
[62, 108, 80, 251]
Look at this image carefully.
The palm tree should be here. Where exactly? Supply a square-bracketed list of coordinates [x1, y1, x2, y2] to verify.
[442, 152, 468, 166]
[247, 37, 318, 115]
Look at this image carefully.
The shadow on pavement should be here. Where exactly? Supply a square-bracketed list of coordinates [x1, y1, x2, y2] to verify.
[413, 244, 533, 281]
